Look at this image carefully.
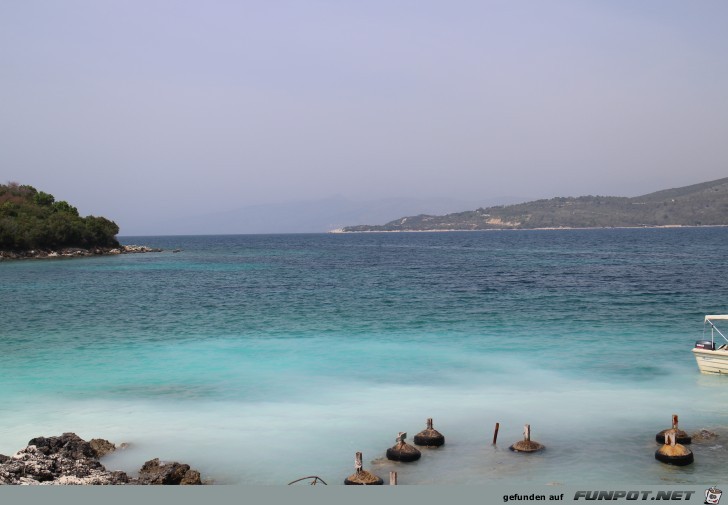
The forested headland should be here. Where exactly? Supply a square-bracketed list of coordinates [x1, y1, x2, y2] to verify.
[0, 182, 120, 251]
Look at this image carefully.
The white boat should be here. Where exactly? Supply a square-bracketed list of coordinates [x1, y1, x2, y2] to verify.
[692, 315, 728, 374]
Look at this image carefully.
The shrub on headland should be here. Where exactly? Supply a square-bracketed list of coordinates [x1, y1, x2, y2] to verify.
[0, 182, 120, 251]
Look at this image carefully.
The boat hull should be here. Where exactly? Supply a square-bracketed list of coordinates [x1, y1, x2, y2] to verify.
[692, 347, 728, 374]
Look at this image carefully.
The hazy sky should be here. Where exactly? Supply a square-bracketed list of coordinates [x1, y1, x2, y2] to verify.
[2, 1, 727, 233]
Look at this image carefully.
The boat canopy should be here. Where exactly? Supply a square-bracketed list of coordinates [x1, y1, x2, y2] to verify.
[705, 315, 728, 322]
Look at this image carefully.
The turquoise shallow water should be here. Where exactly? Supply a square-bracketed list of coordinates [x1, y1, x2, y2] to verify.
[2, 228, 728, 484]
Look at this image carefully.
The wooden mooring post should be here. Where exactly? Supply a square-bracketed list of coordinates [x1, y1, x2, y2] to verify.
[655, 413, 691, 444]
[414, 417, 445, 447]
[389, 471, 398, 485]
[509, 424, 545, 453]
[655, 431, 694, 466]
[344, 452, 384, 485]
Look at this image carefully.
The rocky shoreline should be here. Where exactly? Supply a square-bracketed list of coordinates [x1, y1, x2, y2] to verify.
[0, 433, 202, 485]
[0, 244, 162, 261]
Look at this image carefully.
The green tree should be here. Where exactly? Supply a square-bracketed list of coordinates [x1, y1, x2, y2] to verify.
[52, 200, 79, 216]
[83, 216, 120, 247]
[33, 191, 55, 206]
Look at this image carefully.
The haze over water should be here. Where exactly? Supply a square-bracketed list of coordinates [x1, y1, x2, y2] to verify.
[2, 228, 728, 484]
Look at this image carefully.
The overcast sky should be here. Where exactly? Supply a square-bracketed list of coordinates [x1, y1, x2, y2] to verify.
[2, 1, 727, 234]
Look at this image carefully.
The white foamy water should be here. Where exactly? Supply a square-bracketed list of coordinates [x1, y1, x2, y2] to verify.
[3, 349, 727, 485]
[3, 230, 728, 485]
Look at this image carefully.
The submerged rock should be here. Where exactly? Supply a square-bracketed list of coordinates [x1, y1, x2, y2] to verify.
[0, 433, 203, 485]
[691, 429, 719, 441]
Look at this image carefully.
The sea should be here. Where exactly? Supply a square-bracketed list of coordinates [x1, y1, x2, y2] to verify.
[2, 228, 728, 486]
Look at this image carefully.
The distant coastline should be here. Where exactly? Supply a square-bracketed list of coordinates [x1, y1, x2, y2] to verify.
[330, 224, 728, 234]
[336, 177, 728, 233]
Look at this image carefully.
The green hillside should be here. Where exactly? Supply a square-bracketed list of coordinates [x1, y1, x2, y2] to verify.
[0, 183, 120, 250]
[341, 177, 728, 232]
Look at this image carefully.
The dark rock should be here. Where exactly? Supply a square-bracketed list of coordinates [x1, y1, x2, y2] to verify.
[28, 432, 97, 459]
[137, 458, 202, 485]
[180, 469, 202, 485]
[0, 433, 203, 485]
[0, 444, 114, 485]
[110, 471, 130, 484]
[89, 439, 116, 458]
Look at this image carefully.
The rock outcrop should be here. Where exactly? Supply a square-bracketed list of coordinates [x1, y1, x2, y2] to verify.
[136, 458, 202, 485]
[0, 433, 202, 485]
[0, 244, 162, 261]
[89, 438, 117, 458]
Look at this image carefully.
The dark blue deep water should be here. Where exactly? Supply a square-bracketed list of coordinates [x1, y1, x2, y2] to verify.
[2, 228, 728, 484]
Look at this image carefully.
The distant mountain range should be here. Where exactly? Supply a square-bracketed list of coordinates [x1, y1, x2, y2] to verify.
[339, 177, 728, 232]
